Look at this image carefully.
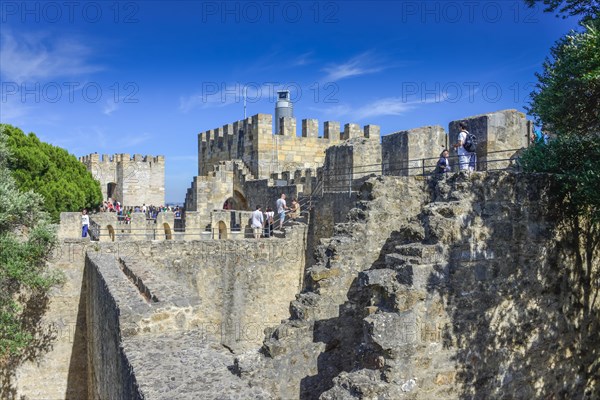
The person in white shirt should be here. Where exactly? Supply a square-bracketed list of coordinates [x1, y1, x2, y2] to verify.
[454, 121, 474, 171]
[275, 193, 289, 230]
[81, 209, 90, 238]
[251, 205, 264, 239]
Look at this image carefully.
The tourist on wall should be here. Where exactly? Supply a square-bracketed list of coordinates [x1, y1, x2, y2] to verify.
[265, 207, 274, 237]
[251, 205, 264, 239]
[81, 209, 89, 238]
[436, 149, 451, 174]
[542, 129, 550, 145]
[289, 198, 300, 221]
[453, 121, 476, 172]
[276, 193, 289, 230]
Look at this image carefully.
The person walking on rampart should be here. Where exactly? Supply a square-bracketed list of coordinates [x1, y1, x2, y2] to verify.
[251, 205, 264, 239]
[454, 121, 476, 172]
[289, 198, 300, 221]
[81, 209, 89, 238]
[276, 193, 289, 230]
[265, 207, 274, 237]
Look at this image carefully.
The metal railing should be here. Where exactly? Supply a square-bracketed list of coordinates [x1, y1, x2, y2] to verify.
[320, 148, 522, 192]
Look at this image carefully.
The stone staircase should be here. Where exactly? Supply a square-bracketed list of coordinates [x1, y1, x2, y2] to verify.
[233, 176, 432, 399]
[234, 174, 480, 399]
[319, 177, 474, 399]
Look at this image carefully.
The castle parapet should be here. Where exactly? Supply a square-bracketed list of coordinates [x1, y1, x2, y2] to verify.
[252, 113, 273, 136]
[342, 123, 361, 140]
[364, 124, 381, 139]
[324, 121, 340, 139]
[79, 152, 165, 207]
[280, 117, 296, 137]
[197, 113, 380, 180]
[302, 119, 319, 138]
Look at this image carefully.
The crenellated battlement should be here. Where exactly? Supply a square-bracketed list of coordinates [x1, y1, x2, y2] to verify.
[198, 114, 378, 145]
[79, 153, 164, 165]
[197, 113, 380, 180]
[79, 153, 165, 206]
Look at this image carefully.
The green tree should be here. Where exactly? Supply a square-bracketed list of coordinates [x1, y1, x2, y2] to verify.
[527, 18, 600, 137]
[0, 129, 62, 360]
[1, 124, 103, 221]
[525, 0, 600, 20]
[523, 0, 600, 221]
[521, 135, 600, 221]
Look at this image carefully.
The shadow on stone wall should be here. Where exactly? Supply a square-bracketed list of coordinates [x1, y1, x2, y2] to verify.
[427, 176, 600, 399]
[65, 272, 88, 399]
[0, 293, 55, 400]
[299, 278, 369, 399]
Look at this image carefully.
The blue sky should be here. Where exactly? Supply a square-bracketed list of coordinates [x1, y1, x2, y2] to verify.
[0, 1, 580, 202]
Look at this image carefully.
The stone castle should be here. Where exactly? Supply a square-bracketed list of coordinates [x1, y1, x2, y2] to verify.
[80, 153, 165, 207]
[8, 109, 599, 400]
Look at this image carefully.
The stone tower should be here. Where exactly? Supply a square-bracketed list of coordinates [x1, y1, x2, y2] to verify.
[80, 153, 165, 206]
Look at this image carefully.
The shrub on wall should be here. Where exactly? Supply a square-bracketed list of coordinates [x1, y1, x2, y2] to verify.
[521, 135, 600, 222]
[0, 130, 62, 361]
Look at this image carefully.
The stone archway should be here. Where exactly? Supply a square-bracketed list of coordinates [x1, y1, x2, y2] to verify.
[218, 221, 228, 239]
[107, 182, 117, 200]
[163, 223, 172, 240]
[228, 190, 249, 211]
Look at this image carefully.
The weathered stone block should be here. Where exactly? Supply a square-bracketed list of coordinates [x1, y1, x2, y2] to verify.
[302, 118, 319, 138]
[342, 123, 362, 140]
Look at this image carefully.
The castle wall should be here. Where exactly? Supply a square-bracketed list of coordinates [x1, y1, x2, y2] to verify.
[184, 170, 234, 230]
[12, 240, 90, 400]
[382, 125, 447, 175]
[85, 254, 145, 400]
[197, 113, 381, 181]
[59, 212, 83, 239]
[80, 153, 117, 201]
[243, 180, 299, 214]
[448, 109, 530, 171]
[80, 153, 165, 207]
[323, 137, 382, 192]
[138, 230, 307, 353]
[198, 118, 254, 177]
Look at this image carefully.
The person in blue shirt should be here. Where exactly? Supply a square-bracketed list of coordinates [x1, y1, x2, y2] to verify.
[436, 149, 451, 174]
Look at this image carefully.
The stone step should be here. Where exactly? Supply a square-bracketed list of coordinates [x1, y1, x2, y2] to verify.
[289, 292, 341, 321]
[384, 253, 420, 268]
[395, 244, 443, 261]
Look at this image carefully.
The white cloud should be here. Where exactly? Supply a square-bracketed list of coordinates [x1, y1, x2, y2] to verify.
[293, 51, 314, 67]
[355, 98, 415, 119]
[0, 98, 32, 123]
[179, 82, 284, 113]
[314, 95, 445, 121]
[322, 52, 386, 82]
[0, 30, 102, 84]
[103, 100, 119, 116]
[120, 132, 153, 147]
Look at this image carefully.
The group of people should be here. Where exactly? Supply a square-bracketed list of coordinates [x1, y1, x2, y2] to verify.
[435, 122, 477, 174]
[530, 129, 550, 146]
[436, 122, 552, 175]
[250, 193, 301, 239]
[101, 200, 182, 222]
